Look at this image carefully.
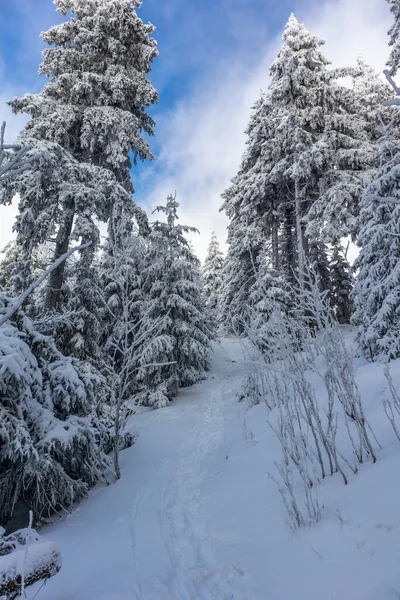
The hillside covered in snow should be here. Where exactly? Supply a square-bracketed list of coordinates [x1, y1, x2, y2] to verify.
[24, 336, 400, 600]
[2, 1, 400, 598]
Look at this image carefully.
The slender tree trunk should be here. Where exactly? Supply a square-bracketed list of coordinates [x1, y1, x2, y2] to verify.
[45, 200, 75, 311]
[114, 413, 121, 480]
[113, 384, 122, 480]
[272, 213, 279, 271]
[295, 177, 305, 295]
[284, 206, 295, 285]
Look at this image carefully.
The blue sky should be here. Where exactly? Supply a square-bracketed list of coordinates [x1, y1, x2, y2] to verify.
[0, 0, 393, 259]
[0, 0, 294, 137]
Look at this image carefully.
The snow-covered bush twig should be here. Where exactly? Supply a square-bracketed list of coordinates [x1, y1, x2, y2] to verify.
[240, 263, 379, 528]
[382, 365, 400, 441]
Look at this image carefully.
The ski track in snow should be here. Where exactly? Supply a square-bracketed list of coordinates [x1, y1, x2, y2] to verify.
[160, 384, 249, 600]
[130, 342, 253, 600]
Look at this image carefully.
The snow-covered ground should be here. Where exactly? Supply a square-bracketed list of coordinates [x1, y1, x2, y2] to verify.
[30, 337, 400, 600]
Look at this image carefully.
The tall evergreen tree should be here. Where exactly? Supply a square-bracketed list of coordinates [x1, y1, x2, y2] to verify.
[329, 245, 354, 324]
[0, 0, 158, 358]
[203, 232, 224, 325]
[352, 128, 400, 360]
[352, 4, 400, 360]
[137, 195, 212, 408]
[221, 15, 380, 328]
[220, 90, 279, 330]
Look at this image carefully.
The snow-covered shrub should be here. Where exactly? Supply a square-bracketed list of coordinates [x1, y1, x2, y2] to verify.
[382, 364, 400, 441]
[0, 295, 112, 525]
[242, 265, 378, 528]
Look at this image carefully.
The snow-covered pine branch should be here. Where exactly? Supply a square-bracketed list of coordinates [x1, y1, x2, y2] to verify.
[0, 122, 40, 183]
[0, 292, 113, 526]
[0, 242, 91, 328]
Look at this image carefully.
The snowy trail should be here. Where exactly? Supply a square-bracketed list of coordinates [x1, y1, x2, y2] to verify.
[157, 382, 251, 600]
[127, 342, 254, 600]
[31, 337, 400, 600]
[34, 339, 256, 600]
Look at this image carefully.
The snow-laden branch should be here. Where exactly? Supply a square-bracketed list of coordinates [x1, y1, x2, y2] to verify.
[0, 242, 91, 327]
[384, 69, 400, 97]
[135, 361, 177, 371]
[370, 194, 400, 205]
[0, 121, 40, 182]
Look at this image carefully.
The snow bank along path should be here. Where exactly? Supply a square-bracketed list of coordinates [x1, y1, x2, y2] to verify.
[34, 338, 400, 599]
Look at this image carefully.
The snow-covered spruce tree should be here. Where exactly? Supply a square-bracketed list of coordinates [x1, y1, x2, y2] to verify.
[98, 200, 145, 349]
[0, 296, 112, 526]
[329, 244, 353, 324]
[220, 91, 280, 330]
[137, 195, 212, 407]
[1, 0, 158, 356]
[308, 241, 331, 296]
[352, 7, 400, 361]
[218, 228, 258, 334]
[203, 232, 224, 327]
[221, 16, 377, 330]
[268, 16, 377, 249]
[247, 255, 293, 353]
[352, 124, 400, 360]
[352, 57, 393, 141]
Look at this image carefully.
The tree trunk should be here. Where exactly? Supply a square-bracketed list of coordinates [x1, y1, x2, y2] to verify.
[272, 213, 279, 271]
[45, 200, 75, 311]
[295, 177, 305, 295]
[284, 206, 295, 285]
[113, 387, 122, 480]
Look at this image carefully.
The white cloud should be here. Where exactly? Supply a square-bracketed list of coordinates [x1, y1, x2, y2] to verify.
[139, 47, 280, 259]
[140, 0, 392, 262]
